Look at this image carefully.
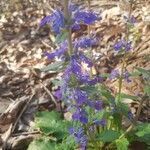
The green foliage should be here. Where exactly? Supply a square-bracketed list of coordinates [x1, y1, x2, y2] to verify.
[136, 67, 150, 79]
[119, 93, 139, 101]
[28, 111, 75, 150]
[35, 111, 70, 139]
[28, 138, 56, 150]
[116, 138, 129, 150]
[51, 79, 63, 87]
[117, 102, 129, 116]
[96, 130, 121, 142]
[135, 123, 150, 137]
[98, 84, 114, 101]
[113, 113, 122, 130]
[55, 31, 68, 44]
[41, 61, 65, 72]
[55, 135, 76, 150]
[28, 136, 75, 150]
[135, 123, 150, 144]
[144, 85, 150, 97]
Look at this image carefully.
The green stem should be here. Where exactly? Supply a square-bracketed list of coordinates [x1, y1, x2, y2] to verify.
[117, 1, 133, 102]
[87, 0, 93, 78]
[63, 0, 73, 56]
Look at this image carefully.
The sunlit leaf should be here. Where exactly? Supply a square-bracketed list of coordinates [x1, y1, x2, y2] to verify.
[144, 85, 150, 97]
[55, 31, 68, 44]
[96, 130, 121, 142]
[41, 61, 64, 72]
[116, 137, 129, 150]
[28, 138, 56, 150]
[35, 111, 70, 139]
[119, 93, 139, 101]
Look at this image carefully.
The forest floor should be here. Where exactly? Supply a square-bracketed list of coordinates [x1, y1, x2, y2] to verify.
[0, 0, 150, 149]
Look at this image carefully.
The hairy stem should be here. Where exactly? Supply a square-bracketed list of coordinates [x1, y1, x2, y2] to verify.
[63, 0, 73, 55]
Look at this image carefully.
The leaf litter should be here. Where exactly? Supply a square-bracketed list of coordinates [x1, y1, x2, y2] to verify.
[0, 0, 149, 149]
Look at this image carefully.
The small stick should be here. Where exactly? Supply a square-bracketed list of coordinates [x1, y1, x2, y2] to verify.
[2, 93, 35, 149]
[39, 80, 57, 105]
[12, 131, 40, 137]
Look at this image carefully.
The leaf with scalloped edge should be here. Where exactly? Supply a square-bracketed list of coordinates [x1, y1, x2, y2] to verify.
[116, 137, 129, 150]
[27, 138, 55, 150]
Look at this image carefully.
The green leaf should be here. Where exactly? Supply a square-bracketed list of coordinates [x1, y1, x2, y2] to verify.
[119, 93, 139, 101]
[113, 113, 122, 130]
[35, 111, 69, 139]
[130, 71, 141, 77]
[96, 130, 121, 142]
[135, 123, 150, 137]
[35, 111, 60, 134]
[41, 61, 64, 72]
[55, 31, 68, 44]
[51, 79, 63, 86]
[117, 102, 129, 116]
[98, 85, 114, 100]
[28, 138, 56, 150]
[101, 73, 110, 78]
[144, 85, 150, 96]
[116, 138, 129, 150]
[55, 135, 76, 150]
[136, 67, 150, 79]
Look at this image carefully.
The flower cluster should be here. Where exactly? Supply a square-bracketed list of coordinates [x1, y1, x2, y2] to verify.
[38, 1, 143, 149]
[40, 3, 106, 148]
[124, 15, 136, 25]
[69, 127, 88, 150]
[40, 9, 65, 34]
[40, 7, 99, 34]
[110, 69, 131, 83]
[45, 36, 98, 61]
[114, 39, 132, 52]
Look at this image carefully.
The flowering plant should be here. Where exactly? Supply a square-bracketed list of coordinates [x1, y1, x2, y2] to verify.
[28, 0, 150, 150]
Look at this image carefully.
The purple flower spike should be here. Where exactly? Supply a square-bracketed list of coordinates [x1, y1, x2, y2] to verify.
[69, 127, 75, 134]
[93, 119, 106, 126]
[109, 69, 120, 80]
[114, 40, 132, 52]
[45, 51, 56, 59]
[124, 15, 136, 24]
[74, 10, 99, 25]
[40, 15, 53, 27]
[72, 109, 88, 124]
[87, 100, 102, 111]
[70, 56, 82, 75]
[69, 127, 88, 149]
[123, 71, 131, 83]
[79, 53, 93, 67]
[74, 36, 98, 49]
[54, 89, 62, 100]
[124, 41, 132, 51]
[114, 40, 124, 51]
[45, 42, 67, 59]
[94, 100, 103, 111]
[51, 10, 65, 34]
[40, 9, 65, 34]
[74, 89, 88, 105]
[72, 23, 81, 31]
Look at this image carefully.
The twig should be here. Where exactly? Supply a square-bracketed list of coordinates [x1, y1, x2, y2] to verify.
[41, 40, 52, 48]
[11, 93, 35, 133]
[134, 96, 146, 122]
[119, 96, 147, 139]
[39, 80, 57, 105]
[2, 93, 35, 149]
[12, 131, 40, 137]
